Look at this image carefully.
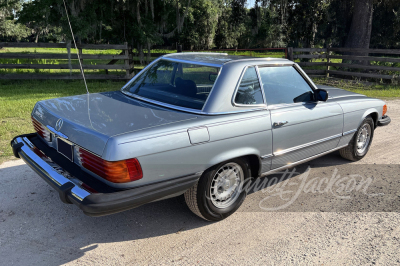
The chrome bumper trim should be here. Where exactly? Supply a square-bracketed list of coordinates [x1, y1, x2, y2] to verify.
[343, 129, 357, 136]
[46, 125, 69, 139]
[13, 137, 91, 201]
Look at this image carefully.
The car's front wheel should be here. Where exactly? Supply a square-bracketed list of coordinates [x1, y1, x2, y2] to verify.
[339, 116, 375, 161]
[184, 158, 249, 221]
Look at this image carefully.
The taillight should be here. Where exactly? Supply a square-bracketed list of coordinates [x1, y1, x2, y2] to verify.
[31, 116, 51, 142]
[77, 147, 143, 183]
[383, 104, 387, 116]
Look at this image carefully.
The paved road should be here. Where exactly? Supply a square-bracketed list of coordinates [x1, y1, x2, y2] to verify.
[0, 100, 399, 265]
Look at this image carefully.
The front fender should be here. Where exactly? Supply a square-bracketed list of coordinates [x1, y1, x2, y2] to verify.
[360, 107, 381, 128]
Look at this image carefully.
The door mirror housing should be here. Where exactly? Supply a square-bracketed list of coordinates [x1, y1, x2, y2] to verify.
[315, 89, 328, 101]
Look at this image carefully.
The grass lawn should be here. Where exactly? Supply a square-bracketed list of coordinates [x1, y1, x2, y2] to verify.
[0, 76, 399, 164]
[0, 80, 126, 163]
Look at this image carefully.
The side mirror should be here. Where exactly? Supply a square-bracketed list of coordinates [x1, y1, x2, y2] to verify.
[209, 73, 218, 82]
[315, 89, 328, 101]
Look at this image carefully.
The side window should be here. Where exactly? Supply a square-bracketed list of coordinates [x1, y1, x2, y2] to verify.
[258, 66, 314, 105]
[234, 67, 264, 105]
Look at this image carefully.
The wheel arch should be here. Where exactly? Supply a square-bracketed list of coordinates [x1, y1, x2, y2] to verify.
[205, 148, 261, 179]
[361, 108, 379, 128]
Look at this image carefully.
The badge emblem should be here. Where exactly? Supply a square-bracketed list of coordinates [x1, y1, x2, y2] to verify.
[55, 118, 63, 131]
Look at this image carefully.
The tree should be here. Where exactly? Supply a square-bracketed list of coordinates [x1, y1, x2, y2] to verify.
[0, 0, 29, 41]
[345, 0, 374, 49]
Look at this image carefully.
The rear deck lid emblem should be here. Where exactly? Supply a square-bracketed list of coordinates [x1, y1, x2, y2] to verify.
[55, 118, 63, 131]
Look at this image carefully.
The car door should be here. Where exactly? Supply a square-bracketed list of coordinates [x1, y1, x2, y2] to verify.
[257, 65, 343, 170]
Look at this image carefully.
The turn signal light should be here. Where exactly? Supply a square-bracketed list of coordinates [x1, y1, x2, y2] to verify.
[77, 147, 143, 183]
[383, 104, 387, 116]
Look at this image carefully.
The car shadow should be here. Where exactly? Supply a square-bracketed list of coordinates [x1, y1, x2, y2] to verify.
[247, 150, 352, 196]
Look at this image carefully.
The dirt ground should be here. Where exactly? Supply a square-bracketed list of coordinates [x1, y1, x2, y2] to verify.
[0, 100, 399, 265]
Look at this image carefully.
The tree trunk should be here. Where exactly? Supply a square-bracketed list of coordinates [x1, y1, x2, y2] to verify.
[345, 0, 374, 67]
[345, 0, 374, 49]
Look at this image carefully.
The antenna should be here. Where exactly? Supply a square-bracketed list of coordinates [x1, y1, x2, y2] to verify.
[62, 0, 89, 94]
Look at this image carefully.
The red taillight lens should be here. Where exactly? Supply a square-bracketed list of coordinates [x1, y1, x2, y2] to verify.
[77, 148, 143, 183]
[383, 104, 387, 116]
[31, 116, 51, 142]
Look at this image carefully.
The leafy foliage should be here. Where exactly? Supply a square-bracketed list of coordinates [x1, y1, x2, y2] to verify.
[0, 0, 398, 49]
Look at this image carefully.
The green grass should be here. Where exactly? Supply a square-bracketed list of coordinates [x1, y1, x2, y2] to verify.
[313, 77, 400, 98]
[0, 80, 126, 164]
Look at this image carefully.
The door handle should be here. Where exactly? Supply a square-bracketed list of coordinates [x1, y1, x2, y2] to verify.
[273, 121, 288, 127]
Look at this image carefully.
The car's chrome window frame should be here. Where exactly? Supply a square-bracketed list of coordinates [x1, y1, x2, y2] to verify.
[121, 57, 223, 115]
[231, 65, 267, 108]
[257, 63, 320, 109]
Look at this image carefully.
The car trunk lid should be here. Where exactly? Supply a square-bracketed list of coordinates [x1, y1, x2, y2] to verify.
[32, 91, 197, 156]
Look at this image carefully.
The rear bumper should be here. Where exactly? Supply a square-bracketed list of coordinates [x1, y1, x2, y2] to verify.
[377, 115, 391, 127]
[11, 134, 201, 217]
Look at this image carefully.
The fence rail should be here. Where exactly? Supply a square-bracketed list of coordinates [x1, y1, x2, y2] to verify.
[1, 43, 399, 81]
[0, 42, 136, 80]
[288, 47, 400, 80]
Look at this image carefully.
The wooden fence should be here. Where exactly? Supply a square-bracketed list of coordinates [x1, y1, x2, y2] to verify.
[2, 43, 399, 81]
[287, 47, 400, 80]
[0, 42, 137, 80]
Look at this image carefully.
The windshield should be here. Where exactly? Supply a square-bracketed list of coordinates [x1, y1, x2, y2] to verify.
[122, 59, 220, 110]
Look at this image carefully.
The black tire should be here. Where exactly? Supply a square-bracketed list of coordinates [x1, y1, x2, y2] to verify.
[339, 116, 374, 161]
[184, 158, 249, 221]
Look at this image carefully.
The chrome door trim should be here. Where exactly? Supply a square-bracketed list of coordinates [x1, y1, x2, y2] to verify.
[260, 144, 348, 177]
[343, 129, 357, 136]
[161, 57, 223, 68]
[231, 65, 267, 108]
[255, 65, 267, 105]
[260, 154, 273, 160]
[274, 133, 343, 156]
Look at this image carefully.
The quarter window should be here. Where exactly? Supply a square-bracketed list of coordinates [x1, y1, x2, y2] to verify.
[258, 66, 314, 105]
[234, 67, 264, 105]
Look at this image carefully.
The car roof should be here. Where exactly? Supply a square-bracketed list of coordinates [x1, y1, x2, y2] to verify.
[162, 52, 290, 67]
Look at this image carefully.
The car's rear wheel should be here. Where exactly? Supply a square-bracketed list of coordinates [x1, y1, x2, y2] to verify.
[339, 116, 374, 161]
[184, 158, 248, 221]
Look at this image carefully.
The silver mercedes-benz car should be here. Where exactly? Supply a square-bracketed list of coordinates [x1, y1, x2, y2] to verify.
[11, 53, 391, 221]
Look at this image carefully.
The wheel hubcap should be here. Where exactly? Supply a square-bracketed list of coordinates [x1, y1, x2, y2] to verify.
[210, 162, 244, 209]
[356, 124, 371, 155]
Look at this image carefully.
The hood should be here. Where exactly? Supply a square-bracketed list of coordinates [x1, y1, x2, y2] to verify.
[32, 91, 197, 156]
[316, 85, 366, 100]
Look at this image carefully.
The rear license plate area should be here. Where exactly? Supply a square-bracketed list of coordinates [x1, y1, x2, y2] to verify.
[57, 138, 73, 162]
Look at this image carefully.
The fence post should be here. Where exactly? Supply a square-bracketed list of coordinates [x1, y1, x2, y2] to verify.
[128, 44, 133, 77]
[78, 40, 83, 77]
[287, 47, 293, 61]
[67, 40, 72, 76]
[326, 47, 331, 78]
[124, 42, 130, 79]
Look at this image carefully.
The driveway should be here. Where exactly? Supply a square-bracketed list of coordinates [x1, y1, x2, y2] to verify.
[1, 100, 399, 265]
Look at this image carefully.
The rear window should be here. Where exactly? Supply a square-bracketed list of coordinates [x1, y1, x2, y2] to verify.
[122, 59, 220, 110]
